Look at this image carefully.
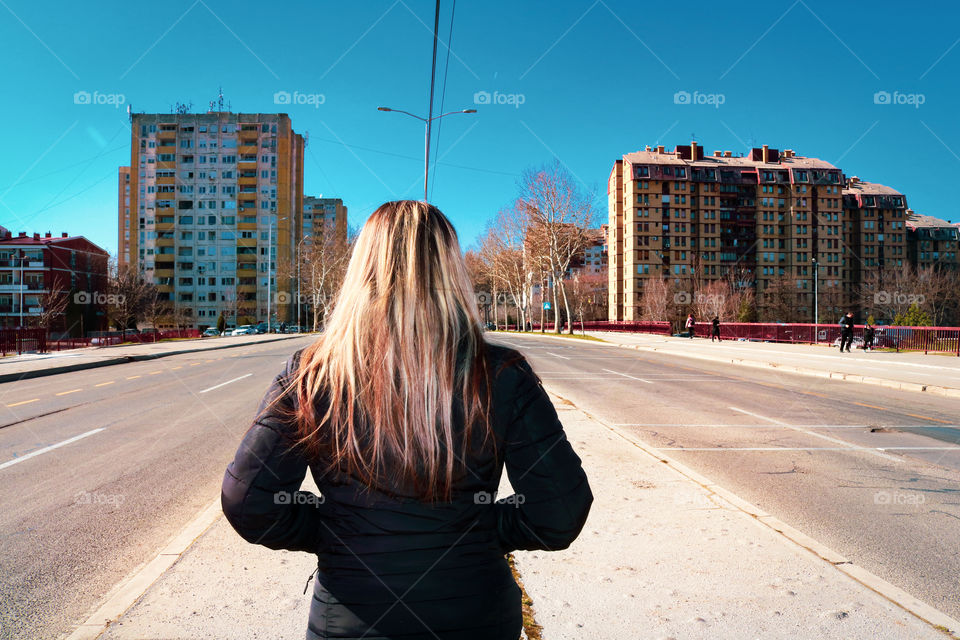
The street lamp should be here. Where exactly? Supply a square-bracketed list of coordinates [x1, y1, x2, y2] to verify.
[377, 106, 477, 201]
[266, 214, 288, 332]
[812, 257, 821, 342]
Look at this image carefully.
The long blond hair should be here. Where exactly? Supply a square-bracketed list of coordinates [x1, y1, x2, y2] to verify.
[290, 200, 489, 500]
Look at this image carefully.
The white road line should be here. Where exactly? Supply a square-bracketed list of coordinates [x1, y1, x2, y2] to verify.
[729, 407, 900, 462]
[602, 368, 652, 383]
[545, 352, 570, 360]
[199, 373, 253, 394]
[0, 428, 106, 471]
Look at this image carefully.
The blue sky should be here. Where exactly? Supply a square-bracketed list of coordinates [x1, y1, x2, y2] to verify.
[1, 0, 958, 255]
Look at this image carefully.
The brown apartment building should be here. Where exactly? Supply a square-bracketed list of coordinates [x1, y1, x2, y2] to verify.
[608, 142, 851, 322]
[906, 212, 959, 271]
[119, 111, 304, 329]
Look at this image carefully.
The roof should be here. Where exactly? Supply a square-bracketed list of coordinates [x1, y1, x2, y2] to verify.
[622, 146, 839, 171]
[906, 213, 956, 229]
[842, 180, 903, 197]
[0, 233, 109, 254]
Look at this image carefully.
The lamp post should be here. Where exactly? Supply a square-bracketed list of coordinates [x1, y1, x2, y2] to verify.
[377, 107, 476, 201]
[266, 215, 288, 332]
[812, 257, 820, 343]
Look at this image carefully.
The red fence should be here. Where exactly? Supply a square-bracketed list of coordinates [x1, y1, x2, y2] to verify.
[47, 329, 201, 351]
[0, 328, 47, 356]
[572, 321, 960, 356]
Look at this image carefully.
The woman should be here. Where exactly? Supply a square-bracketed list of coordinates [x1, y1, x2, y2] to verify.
[221, 200, 592, 640]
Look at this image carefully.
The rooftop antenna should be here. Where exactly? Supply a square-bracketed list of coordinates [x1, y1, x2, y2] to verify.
[174, 101, 192, 114]
[126, 104, 132, 121]
[303, 130, 309, 147]
[217, 86, 225, 112]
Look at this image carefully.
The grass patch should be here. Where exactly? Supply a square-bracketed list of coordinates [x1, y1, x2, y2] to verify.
[508, 554, 542, 640]
[495, 330, 605, 343]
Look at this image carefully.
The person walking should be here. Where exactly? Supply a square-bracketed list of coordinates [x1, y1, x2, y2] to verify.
[839, 311, 855, 353]
[711, 316, 721, 342]
[685, 313, 696, 339]
[222, 200, 593, 640]
[863, 323, 875, 352]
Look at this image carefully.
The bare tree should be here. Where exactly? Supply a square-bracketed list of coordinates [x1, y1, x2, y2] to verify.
[106, 261, 153, 338]
[295, 222, 354, 331]
[639, 276, 671, 321]
[518, 161, 595, 333]
[35, 288, 70, 331]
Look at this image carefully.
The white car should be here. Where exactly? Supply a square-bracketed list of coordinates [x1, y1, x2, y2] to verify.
[231, 325, 257, 336]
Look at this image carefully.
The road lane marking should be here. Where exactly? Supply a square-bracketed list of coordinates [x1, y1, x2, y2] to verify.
[190, 363, 202, 366]
[904, 412, 952, 424]
[854, 401, 887, 410]
[171, 366, 183, 370]
[55, 389, 82, 396]
[0, 428, 105, 471]
[729, 407, 899, 462]
[602, 368, 652, 383]
[199, 373, 253, 394]
[6, 398, 39, 407]
[801, 391, 829, 398]
[545, 352, 570, 360]
[148, 370, 162, 375]
[126, 375, 141, 380]
[95, 381, 115, 387]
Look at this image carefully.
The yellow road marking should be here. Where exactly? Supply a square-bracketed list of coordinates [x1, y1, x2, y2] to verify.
[904, 412, 951, 424]
[55, 389, 82, 396]
[6, 398, 38, 407]
[171, 366, 182, 370]
[127, 375, 141, 379]
[190, 363, 201, 367]
[95, 381, 115, 387]
[802, 391, 829, 398]
[854, 401, 886, 410]
[148, 370, 162, 375]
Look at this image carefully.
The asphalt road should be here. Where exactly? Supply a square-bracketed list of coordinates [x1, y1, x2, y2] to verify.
[0, 335, 317, 640]
[489, 333, 960, 621]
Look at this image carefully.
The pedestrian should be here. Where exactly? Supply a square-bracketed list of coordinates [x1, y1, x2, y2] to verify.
[685, 313, 695, 338]
[711, 315, 721, 342]
[279, 321, 287, 334]
[863, 323, 875, 352]
[222, 200, 592, 640]
[839, 311, 855, 353]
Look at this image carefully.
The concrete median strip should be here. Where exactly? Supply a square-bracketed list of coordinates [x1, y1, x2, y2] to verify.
[65, 498, 224, 640]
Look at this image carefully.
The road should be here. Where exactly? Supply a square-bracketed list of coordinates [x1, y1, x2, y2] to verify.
[0, 335, 316, 640]
[489, 333, 960, 620]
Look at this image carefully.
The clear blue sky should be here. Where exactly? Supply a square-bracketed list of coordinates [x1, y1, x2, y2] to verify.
[1, 0, 958, 255]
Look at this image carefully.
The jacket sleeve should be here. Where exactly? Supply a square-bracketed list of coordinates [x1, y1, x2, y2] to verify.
[221, 355, 323, 553]
[495, 360, 593, 553]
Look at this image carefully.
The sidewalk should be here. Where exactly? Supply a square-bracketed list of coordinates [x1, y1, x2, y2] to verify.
[0, 333, 307, 383]
[67, 396, 958, 639]
[585, 331, 960, 397]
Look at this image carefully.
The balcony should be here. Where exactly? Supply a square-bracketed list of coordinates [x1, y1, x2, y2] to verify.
[237, 284, 257, 294]
[238, 176, 257, 186]
[238, 128, 259, 141]
[238, 161, 257, 171]
[157, 145, 176, 154]
[238, 145, 258, 155]
[156, 176, 175, 185]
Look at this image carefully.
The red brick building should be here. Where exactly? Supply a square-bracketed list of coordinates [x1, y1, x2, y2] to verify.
[0, 231, 109, 336]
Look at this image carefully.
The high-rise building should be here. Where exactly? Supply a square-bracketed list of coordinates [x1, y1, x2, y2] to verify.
[119, 111, 304, 329]
[906, 212, 959, 271]
[608, 142, 845, 321]
[840, 177, 909, 300]
[303, 196, 347, 242]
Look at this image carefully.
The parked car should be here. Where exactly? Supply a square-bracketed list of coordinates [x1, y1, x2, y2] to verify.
[232, 325, 257, 336]
[283, 325, 301, 334]
[202, 328, 221, 337]
[255, 322, 269, 334]
[832, 336, 865, 349]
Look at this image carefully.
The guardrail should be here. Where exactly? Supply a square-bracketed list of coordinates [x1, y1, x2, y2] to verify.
[47, 329, 201, 351]
[0, 328, 47, 356]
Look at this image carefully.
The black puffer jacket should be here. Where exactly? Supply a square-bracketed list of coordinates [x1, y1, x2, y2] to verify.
[221, 343, 592, 640]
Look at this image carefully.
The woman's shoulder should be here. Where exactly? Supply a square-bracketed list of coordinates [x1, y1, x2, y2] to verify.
[482, 342, 539, 389]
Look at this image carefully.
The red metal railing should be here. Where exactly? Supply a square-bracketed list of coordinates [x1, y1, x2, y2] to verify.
[0, 328, 47, 356]
[47, 329, 201, 351]
[584, 321, 960, 356]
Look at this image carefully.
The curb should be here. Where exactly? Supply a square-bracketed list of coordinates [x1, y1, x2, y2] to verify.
[543, 387, 960, 639]
[499, 330, 960, 398]
[0, 335, 306, 385]
[65, 498, 224, 640]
